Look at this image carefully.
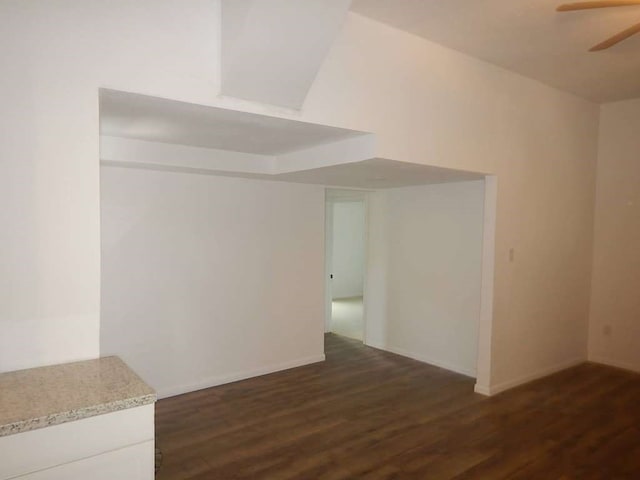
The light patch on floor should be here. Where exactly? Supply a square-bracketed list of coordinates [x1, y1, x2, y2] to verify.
[331, 296, 363, 341]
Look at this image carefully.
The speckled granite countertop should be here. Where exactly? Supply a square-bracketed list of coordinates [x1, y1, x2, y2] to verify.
[0, 357, 156, 437]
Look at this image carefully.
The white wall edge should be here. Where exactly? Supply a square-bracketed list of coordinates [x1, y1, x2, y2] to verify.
[482, 356, 586, 396]
[324, 191, 334, 333]
[473, 383, 491, 396]
[475, 175, 497, 393]
[361, 193, 371, 346]
[588, 356, 640, 374]
[365, 342, 476, 378]
[156, 354, 326, 399]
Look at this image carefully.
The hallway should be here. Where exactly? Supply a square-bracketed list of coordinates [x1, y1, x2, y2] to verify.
[331, 296, 363, 341]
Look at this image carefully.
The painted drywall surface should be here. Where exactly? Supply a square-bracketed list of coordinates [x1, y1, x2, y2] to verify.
[588, 99, 640, 373]
[221, 0, 351, 109]
[364, 192, 389, 348]
[365, 181, 484, 377]
[2, 2, 597, 393]
[0, 0, 220, 372]
[100, 166, 325, 397]
[331, 201, 365, 299]
[300, 14, 598, 389]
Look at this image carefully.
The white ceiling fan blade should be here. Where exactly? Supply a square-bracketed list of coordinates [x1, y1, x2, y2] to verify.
[557, 1, 640, 11]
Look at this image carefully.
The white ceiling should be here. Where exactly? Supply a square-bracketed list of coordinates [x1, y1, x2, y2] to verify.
[100, 89, 366, 155]
[350, 0, 640, 103]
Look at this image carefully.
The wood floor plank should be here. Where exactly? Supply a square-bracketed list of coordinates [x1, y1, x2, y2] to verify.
[155, 334, 640, 479]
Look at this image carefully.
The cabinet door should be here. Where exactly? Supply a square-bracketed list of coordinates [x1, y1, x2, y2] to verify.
[15, 441, 154, 480]
[0, 405, 154, 479]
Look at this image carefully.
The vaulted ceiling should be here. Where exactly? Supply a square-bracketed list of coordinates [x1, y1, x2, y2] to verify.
[350, 0, 640, 103]
[218, 0, 638, 108]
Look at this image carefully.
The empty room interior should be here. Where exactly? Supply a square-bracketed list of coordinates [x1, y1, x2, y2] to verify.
[1, 1, 640, 479]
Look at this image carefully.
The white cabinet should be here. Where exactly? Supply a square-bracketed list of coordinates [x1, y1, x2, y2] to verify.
[14, 441, 154, 480]
[0, 405, 154, 480]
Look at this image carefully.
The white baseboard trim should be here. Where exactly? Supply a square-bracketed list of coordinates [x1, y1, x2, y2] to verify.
[157, 354, 326, 399]
[589, 356, 640, 374]
[473, 383, 491, 396]
[365, 341, 476, 378]
[483, 356, 586, 396]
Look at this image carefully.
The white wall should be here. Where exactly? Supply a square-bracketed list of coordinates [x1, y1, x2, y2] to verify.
[301, 13, 598, 390]
[1, 2, 598, 395]
[0, 0, 220, 373]
[588, 99, 640, 373]
[331, 201, 365, 299]
[221, 0, 351, 109]
[366, 181, 485, 377]
[100, 166, 325, 397]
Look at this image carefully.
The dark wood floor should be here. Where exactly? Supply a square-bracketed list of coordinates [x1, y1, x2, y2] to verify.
[155, 334, 640, 479]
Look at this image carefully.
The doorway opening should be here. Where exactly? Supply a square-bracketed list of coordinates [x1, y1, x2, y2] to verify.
[325, 189, 367, 342]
